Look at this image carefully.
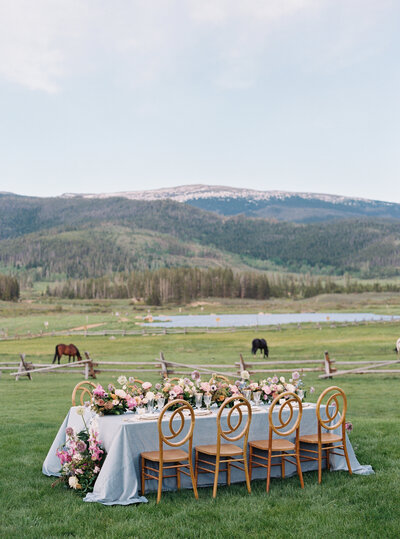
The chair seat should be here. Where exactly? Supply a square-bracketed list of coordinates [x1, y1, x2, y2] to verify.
[249, 438, 295, 452]
[299, 432, 343, 444]
[141, 449, 189, 462]
[195, 443, 243, 457]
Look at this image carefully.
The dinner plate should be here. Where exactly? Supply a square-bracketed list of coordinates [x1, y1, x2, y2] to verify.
[137, 414, 159, 420]
[194, 409, 212, 416]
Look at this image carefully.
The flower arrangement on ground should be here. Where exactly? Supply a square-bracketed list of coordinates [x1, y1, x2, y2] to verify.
[54, 409, 106, 494]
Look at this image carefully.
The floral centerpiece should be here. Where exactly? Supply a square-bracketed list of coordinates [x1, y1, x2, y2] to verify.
[157, 376, 198, 408]
[54, 408, 106, 494]
[258, 371, 306, 403]
[90, 383, 130, 415]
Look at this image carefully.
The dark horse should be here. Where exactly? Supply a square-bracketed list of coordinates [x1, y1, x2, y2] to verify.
[53, 343, 82, 364]
[251, 338, 269, 358]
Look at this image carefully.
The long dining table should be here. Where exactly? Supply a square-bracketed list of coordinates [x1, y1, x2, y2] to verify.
[42, 403, 373, 505]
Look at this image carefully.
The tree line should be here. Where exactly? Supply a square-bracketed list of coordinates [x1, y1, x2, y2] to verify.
[46, 266, 400, 304]
[0, 274, 20, 301]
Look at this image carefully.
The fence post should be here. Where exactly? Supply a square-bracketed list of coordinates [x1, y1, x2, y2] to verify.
[159, 351, 169, 378]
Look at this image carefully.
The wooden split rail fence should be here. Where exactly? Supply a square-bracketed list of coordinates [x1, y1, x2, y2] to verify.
[5, 350, 400, 381]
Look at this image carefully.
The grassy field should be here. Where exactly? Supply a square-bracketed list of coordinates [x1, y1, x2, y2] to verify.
[1, 298, 400, 538]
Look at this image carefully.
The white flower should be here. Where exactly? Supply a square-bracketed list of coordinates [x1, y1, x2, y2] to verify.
[286, 384, 296, 393]
[68, 476, 80, 489]
[76, 406, 85, 417]
[279, 376, 286, 384]
[146, 391, 155, 400]
[241, 370, 250, 380]
[118, 375, 128, 385]
[115, 389, 127, 399]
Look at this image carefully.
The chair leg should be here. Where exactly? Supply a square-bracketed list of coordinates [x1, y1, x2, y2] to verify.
[188, 455, 199, 500]
[281, 454, 285, 479]
[326, 448, 331, 471]
[243, 450, 251, 494]
[141, 456, 145, 496]
[295, 451, 304, 489]
[176, 466, 181, 490]
[266, 450, 272, 493]
[249, 446, 253, 480]
[212, 456, 220, 498]
[194, 450, 199, 483]
[156, 462, 163, 504]
[318, 443, 322, 484]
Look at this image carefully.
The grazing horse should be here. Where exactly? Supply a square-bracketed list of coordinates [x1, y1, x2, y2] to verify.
[53, 343, 82, 364]
[251, 338, 269, 358]
[395, 338, 400, 354]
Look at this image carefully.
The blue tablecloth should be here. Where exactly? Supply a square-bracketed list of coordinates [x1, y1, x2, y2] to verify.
[42, 404, 373, 505]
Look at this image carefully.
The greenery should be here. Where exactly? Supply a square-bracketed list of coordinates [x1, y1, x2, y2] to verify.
[1, 296, 400, 537]
[0, 273, 19, 301]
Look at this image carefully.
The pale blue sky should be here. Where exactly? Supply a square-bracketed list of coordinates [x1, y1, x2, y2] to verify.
[1, 0, 399, 202]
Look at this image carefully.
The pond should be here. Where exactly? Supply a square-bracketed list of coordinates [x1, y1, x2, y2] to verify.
[144, 312, 400, 328]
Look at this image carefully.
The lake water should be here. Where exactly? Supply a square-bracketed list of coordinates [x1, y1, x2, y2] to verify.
[145, 312, 399, 328]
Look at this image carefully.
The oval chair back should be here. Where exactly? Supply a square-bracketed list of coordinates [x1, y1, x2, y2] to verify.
[209, 374, 231, 384]
[158, 399, 195, 458]
[316, 386, 347, 433]
[71, 380, 96, 406]
[217, 395, 252, 449]
[268, 391, 303, 442]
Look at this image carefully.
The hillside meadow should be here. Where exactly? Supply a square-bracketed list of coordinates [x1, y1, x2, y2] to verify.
[1, 297, 400, 538]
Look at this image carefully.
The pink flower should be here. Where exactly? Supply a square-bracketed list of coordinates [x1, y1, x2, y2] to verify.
[292, 371, 300, 380]
[93, 385, 106, 397]
[200, 382, 211, 393]
[191, 370, 200, 381]
[173, 385, 183, 395]
[142, 382, 152, 390]
[76, 440, 87, 452]
[262, 385, 272, 395]
[271, 376, 279, 384]
[127, 397, 137, 410]
[65, 427, 74, 437]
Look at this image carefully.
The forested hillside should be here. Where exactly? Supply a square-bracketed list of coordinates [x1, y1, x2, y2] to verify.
[1, 193, 399, 281]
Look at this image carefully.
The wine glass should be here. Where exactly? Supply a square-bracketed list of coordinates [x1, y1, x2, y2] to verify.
[195, 393, 203, 410]
[243, 389, 252, 402]
[147, 398, 154, 414]
[253, 391, 261, 407]
[157, 396, 165, 412]
[297, 390, 304, 402]
[204, 393, 212, 411]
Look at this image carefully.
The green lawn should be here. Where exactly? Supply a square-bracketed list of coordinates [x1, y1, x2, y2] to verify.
[1, 302, 400, 538]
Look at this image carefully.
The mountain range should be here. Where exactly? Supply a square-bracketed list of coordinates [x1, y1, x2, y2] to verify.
[0, 186, 400, 283]
[61, 184, 400, 223]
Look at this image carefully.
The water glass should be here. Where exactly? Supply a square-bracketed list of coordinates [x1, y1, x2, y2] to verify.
[298, 390, 304, 402]
[204, 394, 212, 410]
[243, 389, 252, 402]
[157, 397, 165, 411]
[195, 393, 203, 410]
[147, 398, 154, 414]
[253, 391, 261, 407]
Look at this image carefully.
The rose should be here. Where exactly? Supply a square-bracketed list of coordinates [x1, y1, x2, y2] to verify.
[68, 476, 81, 489]
[200, 382, 211, 393]
[146, 391, 155, 400]
[286, 383, 296, 393]
[142, 382, 152, 391]
[241, 370, 250, 380]
[115, 389, 127, 399]
[76, 440, 87, 452]
[173, 385, 183, 395]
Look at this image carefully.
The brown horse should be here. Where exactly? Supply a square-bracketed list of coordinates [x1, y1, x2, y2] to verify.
[53, 343, 82, 364]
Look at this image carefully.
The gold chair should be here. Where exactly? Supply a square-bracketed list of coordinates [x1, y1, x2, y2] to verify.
[299, 386, 352, 483]
[140, 399, 198, 503]
[209, 374, 231, 384]
[126, 378, 145, 391]
[249, 391, 304, 492]
[71, 380, 96, 406]
[194, 396, 252, 498]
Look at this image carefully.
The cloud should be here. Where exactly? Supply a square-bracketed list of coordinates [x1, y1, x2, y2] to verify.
[0, 0, 396, 93]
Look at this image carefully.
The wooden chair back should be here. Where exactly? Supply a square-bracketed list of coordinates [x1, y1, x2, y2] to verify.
[316, 386, 347, 431]
[216, 396, 252, 447]
[126, 379, 144, 392]
[269, 391, 303, 438]
[71, 380, 96, 406]
[158, 400, 195, 457]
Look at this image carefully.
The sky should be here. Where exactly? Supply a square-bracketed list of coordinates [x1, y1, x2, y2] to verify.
[0, 0, 399, 203]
